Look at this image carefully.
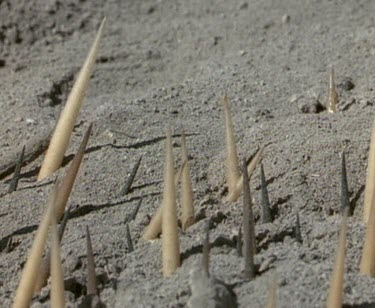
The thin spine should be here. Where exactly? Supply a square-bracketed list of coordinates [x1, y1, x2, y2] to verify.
[360, 195, 375, 275]
[86, 226, 97, 295]
[162, 127, 180, 277]
[129, 197, 142, 222]
[202, 220, 210, 276]
[242, 158, 255, 280]
[50, 201, 65, 308]
[120, 156, 142, 196]
[327, 67, 338, 113]
[12, 188, 58, 308]
[260, 163, 272, 223]
[34, 204, 72, 294]
[8, 145, 25, 193]
[126, 224, 134, 253]
[54, 124, 92, 221]
[142, 161, 186, 240]
[227, 146, 264, 202]
[223, 95, 240, 197]
[265, 276, 278, 308]
[237, 224, 242, 257]
[326, 209, 348, 308]
[57, 205, 73, 241]
[180, 130, 195, 230]
[364, 115, 375, 223]
[295, 211, 303, 244]
[341, 151, 350, 214]
[38, 18, 106, 180]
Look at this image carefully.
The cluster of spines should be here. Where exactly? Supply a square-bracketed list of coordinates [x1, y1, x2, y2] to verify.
[141, 127, 197, 277]
[223, 95, 264, 202]
[12, 18, 105, 307]
[325, 143, 375, 307]
[9, 19, 375, 308]
[12, 122, 94, 307]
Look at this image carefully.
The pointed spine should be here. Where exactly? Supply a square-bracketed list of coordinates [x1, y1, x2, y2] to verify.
[86, 226, 97, 295]
[38, 18, 106, 180]
[162, 127, 180, 277]
[142, 205, 163, 241]
[260, 163, 272, 223]
[126, 224, 134, 253]
[265, 277, 278, 308]
[341, 151, 350, 214]
[223, 95, 240, 196]
[54, 124, 92, 221]
[237, 224, 243, 257]
[12, 188, 57, 308]
[227, 146, 264, 202]
[34, 204, 72, 294]
[242, 158, 256, 280]
[360, 195, 375, 275]
[129, 197, 142, 222]
[326, 210, 348, 308]
[50, 203, 65, 308]
[120, 155, 142, 196]
[295, 211, 303, 244]
[180, 131, 195, 230]
[142, 161, 186, 240]
[202, 220, 210, 276]
[327, 67, 338, 113]
[364, 117, 375, 223]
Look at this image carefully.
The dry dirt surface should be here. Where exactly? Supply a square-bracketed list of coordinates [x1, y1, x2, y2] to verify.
[1, 0, 375, 307]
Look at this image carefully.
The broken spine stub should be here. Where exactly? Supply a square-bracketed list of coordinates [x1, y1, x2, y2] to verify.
[327, 67, 338, 113]
[223, 95, 241, 199]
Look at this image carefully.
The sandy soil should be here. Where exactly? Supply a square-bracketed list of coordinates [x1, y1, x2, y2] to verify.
[1, 0, 375, 307]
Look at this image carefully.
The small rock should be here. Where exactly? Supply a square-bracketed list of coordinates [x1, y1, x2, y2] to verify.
[78, 294, 105, 308]
[188, 268, 238, 308]
[147, 6, 155, 14]
[297, 98, 323, 114]
[339, 77, 355, 91]
[239, 2, 248, 10]
[289, 94, 300, 104]
[282, 14, 291, 23]
[255, 109, 273, 119]
[0, 59, 5, 67]
[258, 255, 277, 273]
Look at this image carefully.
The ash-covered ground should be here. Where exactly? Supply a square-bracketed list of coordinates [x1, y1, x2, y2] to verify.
[1, 1, 375, 307]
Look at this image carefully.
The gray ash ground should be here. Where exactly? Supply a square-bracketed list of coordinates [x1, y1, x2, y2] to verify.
[1, 0, 375, 307]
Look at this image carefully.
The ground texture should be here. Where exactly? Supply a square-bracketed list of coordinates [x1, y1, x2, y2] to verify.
[1, 0, 375, 307]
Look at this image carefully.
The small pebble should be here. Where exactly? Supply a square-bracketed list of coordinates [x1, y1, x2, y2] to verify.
[282, 14, 291, 24]
[297, 98, 323, 114]
[188, 268, 237, 308]
[239, 2, 248, 10]
[339, 77, 355, 91]
[258, 255, 277, 273]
